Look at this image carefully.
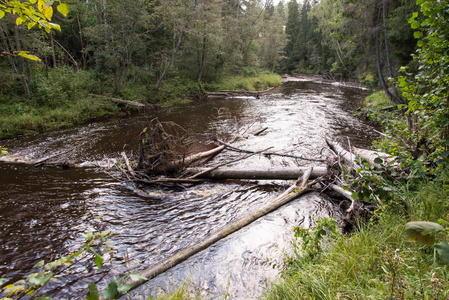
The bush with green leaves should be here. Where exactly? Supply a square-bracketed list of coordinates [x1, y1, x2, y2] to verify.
[290, 217, 340, 262]
[392, 0, 449, 173]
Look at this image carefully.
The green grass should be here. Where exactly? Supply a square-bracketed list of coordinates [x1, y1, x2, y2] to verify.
[364, 90, 393, 109]
[147, 280, 203, 300]
[0, 65, 281, 139]
[0, 97, 120, 139]
[204, 72, 282, 92]
[265, 174, 449, 299]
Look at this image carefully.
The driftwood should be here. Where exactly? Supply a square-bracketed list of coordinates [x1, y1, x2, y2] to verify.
[34, 149, 74, 168]
[325, 136, 360, 170]
[121, 152, 137, 179]
[253, 127, 268, 136]
[188, 147, 273, 179]
[214, 138, 326, 163]
[206, 87, 274, 99]
[123, 168, 317, 293]
[186, 167, 328, 180]
[351, 146, 396, 168]
[110, 133, 386, 294]
[166, 145, 225, 171]
[93, 94, 148, 108]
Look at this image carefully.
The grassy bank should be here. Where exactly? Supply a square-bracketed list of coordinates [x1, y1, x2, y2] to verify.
[0, 68, 281, 139]
[265, 91, 449, 299]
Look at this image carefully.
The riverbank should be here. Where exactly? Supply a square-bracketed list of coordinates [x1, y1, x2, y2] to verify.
[265, 91, 449, 299]
[0, 70, 281, 139]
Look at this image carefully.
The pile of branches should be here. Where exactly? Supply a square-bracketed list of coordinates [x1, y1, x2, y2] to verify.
[119, 120, 382, 231]
[137, 118, 191, 175]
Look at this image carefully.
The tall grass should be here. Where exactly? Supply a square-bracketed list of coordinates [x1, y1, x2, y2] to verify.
[0, 97, 120, 138]
[266, 178, 449, 299]
[204, 72, 282, 92]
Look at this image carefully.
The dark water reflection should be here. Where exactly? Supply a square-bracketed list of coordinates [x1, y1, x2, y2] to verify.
[0, 76, 374, 298]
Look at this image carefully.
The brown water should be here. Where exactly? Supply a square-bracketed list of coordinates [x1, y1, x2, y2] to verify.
[0, 76, 375, 298]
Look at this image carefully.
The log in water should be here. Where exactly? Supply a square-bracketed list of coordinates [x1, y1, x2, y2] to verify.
[186, 166, 328, 180]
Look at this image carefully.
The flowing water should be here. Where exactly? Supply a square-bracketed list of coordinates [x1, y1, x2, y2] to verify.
[0, 76, 375, 299]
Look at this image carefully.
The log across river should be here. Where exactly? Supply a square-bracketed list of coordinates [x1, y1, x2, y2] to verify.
[0, 76, 377, 299]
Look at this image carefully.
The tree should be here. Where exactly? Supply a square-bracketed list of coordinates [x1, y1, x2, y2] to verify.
[0, 0, 68, 98]
[283, 0, 300, 72]
[258, 1, 286, 72]
[397, 0, 449, 164]
[0, 0, 68, 58]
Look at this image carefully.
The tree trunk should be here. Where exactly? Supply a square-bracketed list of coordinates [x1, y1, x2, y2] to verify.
[50, 32, 57, 67]
[155, 0, 198, 90]
[374, 6, 400, 105]
[382, 0, 399, 98]
[186, 166, 327, 180]
[155, 30, 185, 91]
[0, 24, 18, 74]
[13, 26, 30, 98]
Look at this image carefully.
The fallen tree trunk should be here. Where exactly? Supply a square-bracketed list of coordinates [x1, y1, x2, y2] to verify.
[186, 167, 327, 180]
[165, 145, 225, 171]
[325, 136, 360, 170]
[206, 87, 275, 99]
[123, 168, 317, 293]
[351, 146, 396, 168]
[214, 138, 326, 162]
[93, 94, 148, 108]
[253, 127, 268, 136]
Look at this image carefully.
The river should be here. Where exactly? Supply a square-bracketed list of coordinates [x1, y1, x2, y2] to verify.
[0, 76, 375, 299]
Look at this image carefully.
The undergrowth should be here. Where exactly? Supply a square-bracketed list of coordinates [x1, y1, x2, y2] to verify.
[0, 67, 281, 139]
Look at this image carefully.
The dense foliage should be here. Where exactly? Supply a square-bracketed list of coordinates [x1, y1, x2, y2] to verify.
[0, 0, 285, 137]
[0, 0, 285, 99]
[282, 0, 418, 92]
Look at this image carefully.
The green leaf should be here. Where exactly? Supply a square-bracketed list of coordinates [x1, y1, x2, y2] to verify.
[36, 297, 54, 300]
[117, 282, 134, 295]
[94, 254, 104, 271]
[374, 157, 383, 164]
[351, 192, 359, 200]
[28, 271, 53, 287]
[57, 3, 69, 16]
[101, 278, 118, 300]
[438, 219, 449, 225]
[414, 31, 423, 39]
[0, 278, 9, 285]
[129, 271, 148, 282]
[435, 242, 449, 266]
[0, 10, 5, 19]
[16, 16, 26, 25]
[33, 260, 45, 268]
[410, 20, 420, 29]
[82, 232, 93, 241]
[404, 221, 444, 245]
[87, 282, 99, 300]
[441, 151, 449, 158]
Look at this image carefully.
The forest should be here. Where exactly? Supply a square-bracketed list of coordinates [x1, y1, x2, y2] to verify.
[1, 0, 420, 138]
